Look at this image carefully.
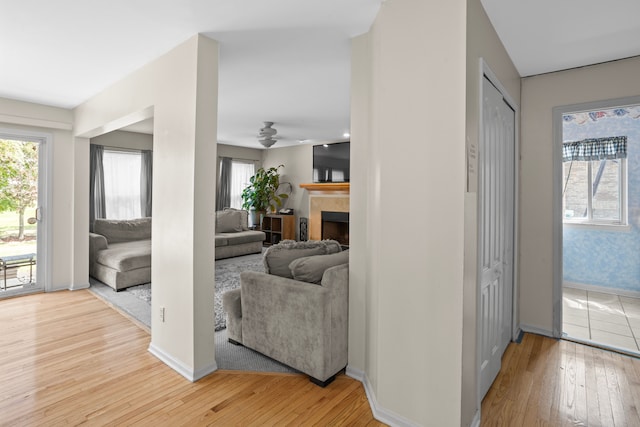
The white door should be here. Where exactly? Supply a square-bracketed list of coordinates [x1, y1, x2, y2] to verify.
[479, 76, 515, 398]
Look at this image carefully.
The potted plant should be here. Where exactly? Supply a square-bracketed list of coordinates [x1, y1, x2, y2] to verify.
[241, 165, 289, 228]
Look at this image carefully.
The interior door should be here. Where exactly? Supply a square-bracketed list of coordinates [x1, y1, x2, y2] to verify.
[479, 76, 515, 399]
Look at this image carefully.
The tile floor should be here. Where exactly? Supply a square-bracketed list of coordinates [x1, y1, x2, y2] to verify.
[563, 287, 640, 353]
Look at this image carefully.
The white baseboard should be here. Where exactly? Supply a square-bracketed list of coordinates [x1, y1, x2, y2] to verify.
[69, 282, 90, 291]
[470, 410, 480, 427]
[564, 281, 640, 299]
[519, 324, 554, 338]
[346, 366, 420, 427]
[148, 342, 217, 382]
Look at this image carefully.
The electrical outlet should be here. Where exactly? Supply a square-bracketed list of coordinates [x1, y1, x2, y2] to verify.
[160, 307, 165, 322]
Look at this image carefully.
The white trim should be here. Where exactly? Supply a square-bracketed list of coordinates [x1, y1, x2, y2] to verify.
[69, 282, 90, 291]
[552, 95, 640, 341]
[519, 324, 554, 338]
[470, 410, 481, 427]
[564, 281, 640, 299]
[148, 342, 218, 382]
[563, 222, 631, 232]
[0, 113, 72, 130]
[562, 334, 640, 358]
[345, 366, 420, 427]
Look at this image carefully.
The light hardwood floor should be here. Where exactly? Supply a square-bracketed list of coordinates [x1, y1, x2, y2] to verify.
[5, 291, 640, 426]
[481, 332, 640, 426]
[0, 290, 384, 426]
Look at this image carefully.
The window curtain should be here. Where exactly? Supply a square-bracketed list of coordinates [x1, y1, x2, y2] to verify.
[230, 161, 256, 209]
[89, 144, 106, 232]
[103, 150, 142, 219]
[216, 157, 232, 211]
[140, 149, 153, 217]
[562, 136, 627, 162]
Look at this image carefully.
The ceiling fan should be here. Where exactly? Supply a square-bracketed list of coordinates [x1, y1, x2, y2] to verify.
[258, 121, 277, 148]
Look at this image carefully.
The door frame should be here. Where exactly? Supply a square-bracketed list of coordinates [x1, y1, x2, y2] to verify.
[476, 58, 520, 402]
[0, 127, 52, 295]
[551, 94, 640, 338]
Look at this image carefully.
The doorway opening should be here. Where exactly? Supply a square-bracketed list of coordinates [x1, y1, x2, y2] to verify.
[558, 99, 640, 355]
[0, 131, 48, 298]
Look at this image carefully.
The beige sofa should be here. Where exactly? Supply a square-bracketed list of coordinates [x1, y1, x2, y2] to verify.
[89, 218, 152, 291]
[223, 240, 349, 386]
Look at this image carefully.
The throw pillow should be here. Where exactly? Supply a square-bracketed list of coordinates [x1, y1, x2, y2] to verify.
[263, 239, 342, 278]
[289, 250, 349, 284]
[224, 208, 249, 230]
[216, 210, 243, 233]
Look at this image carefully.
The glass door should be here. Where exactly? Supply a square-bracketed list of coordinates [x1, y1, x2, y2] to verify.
[0, 136, 42, 297]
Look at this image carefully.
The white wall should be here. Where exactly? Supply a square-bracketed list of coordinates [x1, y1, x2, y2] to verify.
[262, 144, 313, 239]
[351, 0, 467, 424]
[91, 130, 153, 151]
[74, 34, 219, 380]
[0, 97, 77, 291]
[520, 56, 640, 333]
[463, 0, 521, 424]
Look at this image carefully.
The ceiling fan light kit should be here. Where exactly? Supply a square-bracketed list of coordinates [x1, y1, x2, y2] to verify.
[258, 121, 278, 148]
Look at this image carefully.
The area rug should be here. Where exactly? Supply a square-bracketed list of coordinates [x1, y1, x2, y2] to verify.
[108, 251, 265, 331]
[89, 251, 296, 373]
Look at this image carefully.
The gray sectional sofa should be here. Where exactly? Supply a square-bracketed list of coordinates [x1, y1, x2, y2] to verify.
[223, 240, 349, 386]
[89, 218, 152, 291]
[89, 210, 264, 291]
[214, 209, 265, 260]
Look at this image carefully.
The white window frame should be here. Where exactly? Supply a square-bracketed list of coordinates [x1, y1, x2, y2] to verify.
[562, 157, 628, 229]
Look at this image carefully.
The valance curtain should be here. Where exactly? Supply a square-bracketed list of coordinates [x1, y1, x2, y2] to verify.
[89, 144, 106, 232]
[562, 136, 627, 162]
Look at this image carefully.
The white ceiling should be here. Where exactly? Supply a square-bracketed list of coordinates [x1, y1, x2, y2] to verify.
[3, 1, 640, 148]
[480, 0, 640, 77]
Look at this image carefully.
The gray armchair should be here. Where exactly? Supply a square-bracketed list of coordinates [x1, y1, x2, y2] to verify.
[223, 259, 348, 387]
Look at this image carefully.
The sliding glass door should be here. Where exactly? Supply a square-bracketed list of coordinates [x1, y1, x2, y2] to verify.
[0, 134, 46, 297]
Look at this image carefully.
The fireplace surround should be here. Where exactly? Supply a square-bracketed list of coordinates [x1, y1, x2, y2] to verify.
[321, 211, 349, 246]
[299, 183, 349, 242]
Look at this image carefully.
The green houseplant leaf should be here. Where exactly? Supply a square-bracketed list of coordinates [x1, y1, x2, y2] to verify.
[241, 165, 290, 213]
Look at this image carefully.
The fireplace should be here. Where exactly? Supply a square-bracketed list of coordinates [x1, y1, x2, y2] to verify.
[321, 211, 349, 247]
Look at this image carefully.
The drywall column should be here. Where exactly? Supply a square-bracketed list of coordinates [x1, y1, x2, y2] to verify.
[74, 35, 219, 380]
[347, 32, 372, 379]
[350, 0, 467, 425]
[72, 137, 90, 290]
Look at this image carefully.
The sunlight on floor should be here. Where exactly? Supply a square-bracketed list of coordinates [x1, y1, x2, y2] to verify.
[563, 287, 640, 353]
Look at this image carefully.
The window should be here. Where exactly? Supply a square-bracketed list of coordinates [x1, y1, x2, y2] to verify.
[229, 160, 255, 209]
[103, 149, 142, 219]
[562, 137, 627, 225]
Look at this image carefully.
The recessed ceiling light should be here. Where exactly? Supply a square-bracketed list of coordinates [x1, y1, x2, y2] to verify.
[343, 132, 350, 138]
[323, 144, 329, 148]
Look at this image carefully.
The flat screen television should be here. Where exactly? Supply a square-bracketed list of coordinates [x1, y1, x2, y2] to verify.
[313, 141, 350, 183]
